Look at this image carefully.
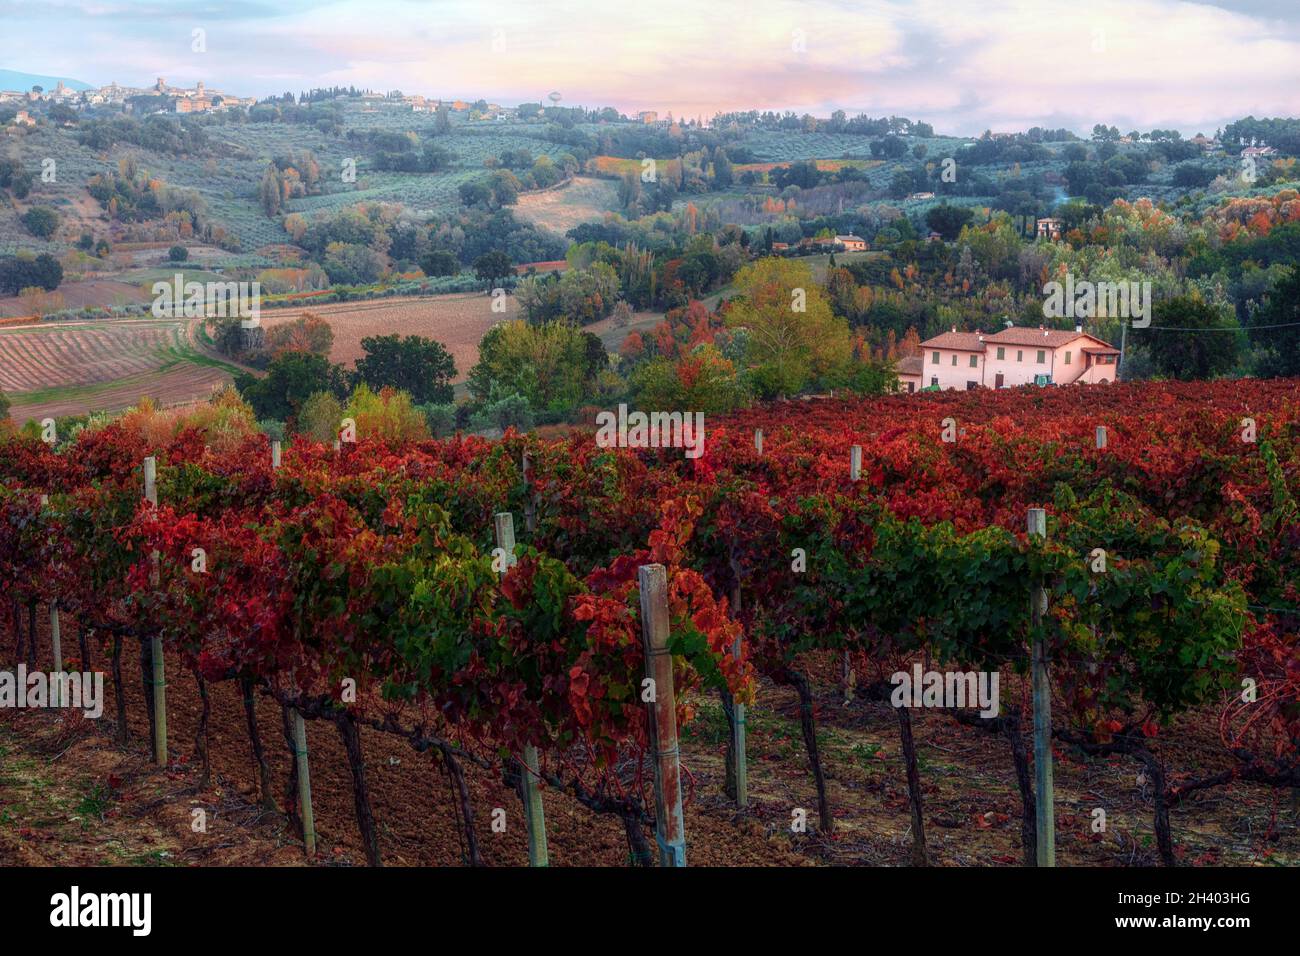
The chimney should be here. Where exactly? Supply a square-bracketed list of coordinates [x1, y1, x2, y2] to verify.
[1075, 324, 1083, 333]
[951, 325, 957, 334]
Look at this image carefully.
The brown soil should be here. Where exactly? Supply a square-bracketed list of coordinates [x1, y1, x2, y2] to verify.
[2, 610, 1294, 867]
[1, 317, 232, 425]
[259, 293, 516, 382]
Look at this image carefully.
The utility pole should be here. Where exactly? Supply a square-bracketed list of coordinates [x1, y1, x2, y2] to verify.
[1117, 320, 1128, 382]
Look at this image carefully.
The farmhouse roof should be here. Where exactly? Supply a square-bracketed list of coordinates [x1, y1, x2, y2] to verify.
[985, 327, 1110, 349]
[921, 326, 1117, 352]
[920, 330, 985, 352]
[897, 355, 924, 375]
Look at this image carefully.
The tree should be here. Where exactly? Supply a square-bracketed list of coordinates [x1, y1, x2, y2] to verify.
[631, 345, 748, 414]
[926, 205, 974, 240]
[1249, 266, 1300, 377]
[22, 206, 59, 239]
[420, 250, 460, 277]
[1137, 297, 1243, 380]
[297, 390, 345, 442]
[0, 253, 62, 294]
[264, 311, 334, 359]
[467, 320, 589, 411]
[712, 148, 733, 187]
[870, 136, 907, 159]
[233, 351, 349, 421]
[0, 388, 9, 423]
[352, 334, 456, 404]
[344, 383, 429, 442]
[474, 250, 513, 288]
[258, 165, 282, 217]
[168, 244, 188, 262]
[723, 258, 851, 398]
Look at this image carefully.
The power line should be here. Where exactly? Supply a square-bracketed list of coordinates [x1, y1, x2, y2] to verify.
[1135, 321, 1300, 331]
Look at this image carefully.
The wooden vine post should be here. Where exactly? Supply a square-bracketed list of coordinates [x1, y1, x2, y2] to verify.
[842, 446, 864, 699]
[42, 495, 64, 706]
[494, 510, 548, 867]
[638, 563, 686, 867]
[731, 596, 748, 810]
[754, 429, 763, 456]
[269, 440, 316, 858]
[50, 603, 62, 705]
[1028, 507, 1055, 866]
[1095, 426, 1107, 450]
[143, 457, 167, 766]
[291, 708, 317, 857]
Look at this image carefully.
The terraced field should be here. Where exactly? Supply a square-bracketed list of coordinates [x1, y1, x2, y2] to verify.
[0, 317, 239, 424]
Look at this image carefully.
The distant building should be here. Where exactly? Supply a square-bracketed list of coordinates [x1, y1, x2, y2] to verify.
[1036, 217, 1063, 241]
[835, 234, 867, 252]
[908, 191, 935, 200]
[905, 324, 1119, 391]
[163, 80, 251, 114]
[12, 109, 35, 126]
[638, 111, 658, 124]
[1242, 145, 1278, 158]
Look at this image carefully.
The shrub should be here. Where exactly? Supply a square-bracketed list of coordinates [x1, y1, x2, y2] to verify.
[297, 390, 345, 442]
[22, 206, 58, 239]
[469, 391, 533, 433]
[418, 402, 458, 438]
[344, 383, 429, 442]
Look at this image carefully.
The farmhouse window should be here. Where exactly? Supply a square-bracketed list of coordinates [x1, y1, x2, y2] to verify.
[1065, 351, 1072, 365]
[951, 354, 958, 366]
[969, 355, 978, 367]
[996, 347, 1005, 360]
[1037, 350, 1046, 363]
[932, 351, 940, 364]
[1016, 350, 1023, 362]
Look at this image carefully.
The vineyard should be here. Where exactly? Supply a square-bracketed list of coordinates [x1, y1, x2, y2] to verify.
[1, 378, 1297, 867]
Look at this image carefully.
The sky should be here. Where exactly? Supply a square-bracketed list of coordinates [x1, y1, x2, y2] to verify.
[1, 0, 1298, 136]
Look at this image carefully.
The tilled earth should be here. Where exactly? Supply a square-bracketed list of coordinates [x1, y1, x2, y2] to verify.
[1, 613, 1295, 867]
